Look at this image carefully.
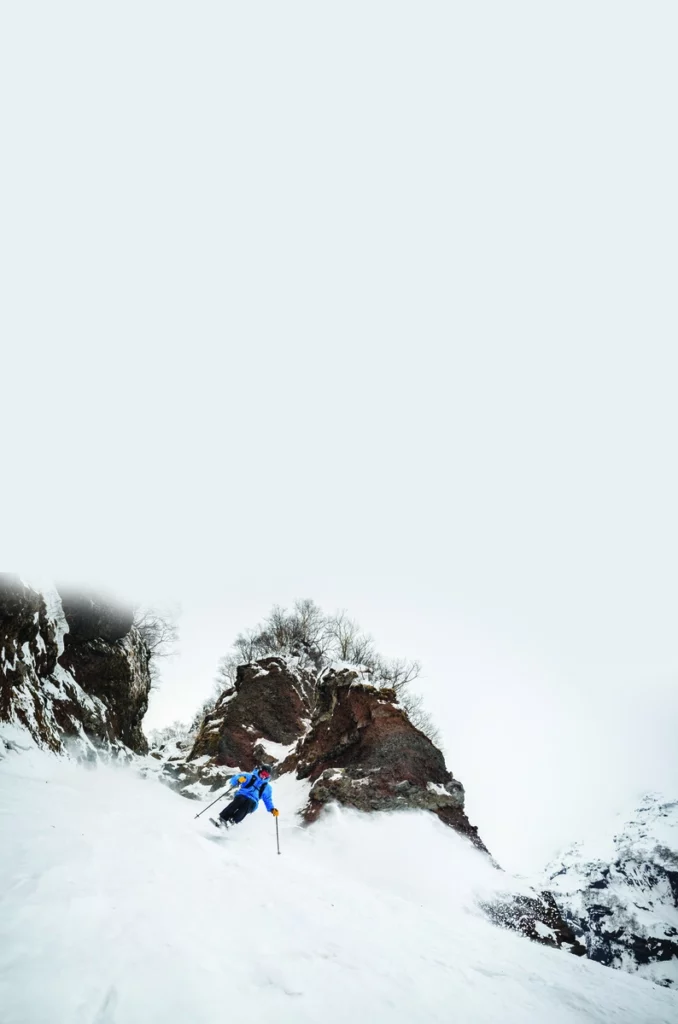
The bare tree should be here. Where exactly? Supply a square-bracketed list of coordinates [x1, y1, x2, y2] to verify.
[215, 602, 422, 690]
[211, 600, 442, 741]
[367, 656, 422, 694]
[325, 612, 374, 663]
[134, 609, 179, 657]
[215, 652, 240, 688]
[134, 607, 179, 687]
[398, 689, 441, 744]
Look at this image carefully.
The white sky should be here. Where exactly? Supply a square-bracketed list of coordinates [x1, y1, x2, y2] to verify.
[3, 3, 678, 873]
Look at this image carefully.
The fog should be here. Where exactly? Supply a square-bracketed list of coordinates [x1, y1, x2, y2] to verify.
[3, 3, 677, 872]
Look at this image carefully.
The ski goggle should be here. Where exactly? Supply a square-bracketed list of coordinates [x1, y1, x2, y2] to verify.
[259, 771, 270, 779]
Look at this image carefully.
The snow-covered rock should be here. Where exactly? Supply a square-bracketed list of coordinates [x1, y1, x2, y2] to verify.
[294, 667, 476, 838]
[0, 575, 151, 757]
[545, 794, 678, 988]
[189, 656, 312, 770]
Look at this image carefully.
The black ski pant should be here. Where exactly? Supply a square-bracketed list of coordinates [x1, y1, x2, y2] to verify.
[219, 794, 256, 826]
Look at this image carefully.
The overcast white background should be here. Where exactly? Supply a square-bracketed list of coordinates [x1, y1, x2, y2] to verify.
[3, 3, 677, 873]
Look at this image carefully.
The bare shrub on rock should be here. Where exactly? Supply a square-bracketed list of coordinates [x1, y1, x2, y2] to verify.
[133, 607, 179, 685]
[214, 600, 439, 742]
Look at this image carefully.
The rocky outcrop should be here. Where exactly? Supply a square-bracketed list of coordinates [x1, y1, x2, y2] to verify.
[58, 587, 150, 753]
[0, 575, 151, 757]
[291, 666, 488, 851]
[189, 657, 312, 771]
[480, 890, 586, 955]
[1, 575, 62, 751]
[545, 795, 678, 988]
[150, 656, 314, 799]
[152, 655, 583, 956]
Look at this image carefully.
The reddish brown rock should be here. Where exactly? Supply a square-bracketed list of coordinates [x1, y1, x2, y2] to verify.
[292, 666, 489, 853]
[189, 657, 312, 771]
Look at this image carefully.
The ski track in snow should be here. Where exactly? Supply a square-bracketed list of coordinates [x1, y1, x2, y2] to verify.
[0, 751, 676, 1024]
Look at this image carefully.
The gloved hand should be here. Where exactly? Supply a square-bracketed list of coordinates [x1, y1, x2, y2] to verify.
[271, 808, 279, 817]
[238, 776, 246, 783]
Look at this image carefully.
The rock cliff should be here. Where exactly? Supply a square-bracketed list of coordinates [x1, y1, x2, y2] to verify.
[190, 657, 313, 770]
[0, 575, 151, 757]
[291, 666, 486, 850]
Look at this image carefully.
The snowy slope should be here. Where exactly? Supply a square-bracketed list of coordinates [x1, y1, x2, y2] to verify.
[1, 753, 676, 1024]
[545, 795, 678, 989]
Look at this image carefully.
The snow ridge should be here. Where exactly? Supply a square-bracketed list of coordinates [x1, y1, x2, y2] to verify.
[1, 749, 677, 1024]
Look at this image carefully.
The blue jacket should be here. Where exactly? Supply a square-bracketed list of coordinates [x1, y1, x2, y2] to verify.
[230, 770, 274, 812]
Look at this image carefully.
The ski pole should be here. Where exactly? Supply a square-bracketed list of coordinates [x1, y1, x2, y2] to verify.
[275, 815, 281, 855]
[194, 788, 230, 819]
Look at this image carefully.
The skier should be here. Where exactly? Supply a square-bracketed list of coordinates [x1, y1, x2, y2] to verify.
[213, 764, 279, 829]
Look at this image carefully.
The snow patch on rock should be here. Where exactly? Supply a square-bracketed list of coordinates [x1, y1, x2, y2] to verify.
[545, 794, 678, 988]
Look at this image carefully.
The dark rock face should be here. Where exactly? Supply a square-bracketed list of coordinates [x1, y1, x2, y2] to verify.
[480, 890, 586, 955]
[58, 631, 150, 754]
[0, 574, 59, 680]
[0, 574, 61, 749]
[292, 667, 488, 852]
[545, 796, 678, 988]
[0, 576, 151, 756]
[189, 657, 312, 771]
[58, 587, 135, 643]
[57, 587, 149, 753]
[149, 657, 313, 798]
